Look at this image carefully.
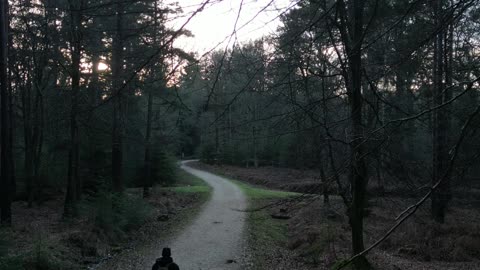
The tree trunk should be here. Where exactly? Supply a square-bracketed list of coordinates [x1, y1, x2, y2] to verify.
[431, 0, 452, 224]
[319, 151, 329, 205]
[0, 0, 12, 226]
[22, 83, 34, 207]
[87, 52, 100, 154]
[348, 39, 371, 270]
[112, 0, 124, 193]
[143, 0, 159, 198]
[252, 107, 258, 168]
[338, 0, 370, 268]
[229, 105, 233, 164]
[394, 70, 413, 158]
[7, 4, 15, 203]
[32, 88, 43, 204]
[143, 86, 153, 198]
[64, 0, 83, 217]
[21, 69, 44, 207]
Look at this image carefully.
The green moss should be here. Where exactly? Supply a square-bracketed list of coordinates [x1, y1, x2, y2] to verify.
[162, 169, 212, 195]
[249, 207, 289, 243]
[168, 185, 211, 193]
[228, 178, 297, 244]
[230, 179, 299, 199]
[173, 169, 207, 187]
[227, 178, 298, 269]
[152, 169, 213, 237]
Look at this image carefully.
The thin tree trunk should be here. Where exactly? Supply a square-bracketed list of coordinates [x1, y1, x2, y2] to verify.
[112, 0, 124, 193]
[87, 52, 100, 155]
[32, 87, 43, 204]
[319, 150, 329, 205]
[229, 105, 233, 164]
[33, 102, 43, 202]
[431, 0, 451, 224]
[0, 0, 12, 226]
[22, 84, 34, 207]
[22, 73, 43, 207]
[252, 101, 258, 168]
[143, 0, 159, 198]
[338, 0, 370, 268]
[64, 0, 83, 217]
[7, 5, 15, 201]
[143, 86, 153, 198]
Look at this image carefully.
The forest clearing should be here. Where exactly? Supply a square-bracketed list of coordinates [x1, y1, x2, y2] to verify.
[2, 0, 480, 269]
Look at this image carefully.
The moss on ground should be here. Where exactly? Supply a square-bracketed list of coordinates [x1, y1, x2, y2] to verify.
[231, 179, 298, 199]
[162, 169, 212, 195]
[230, 178, 299, 269]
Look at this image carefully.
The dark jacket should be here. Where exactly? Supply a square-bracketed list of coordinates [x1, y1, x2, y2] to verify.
[167, 263, 180, 270]
[151, 257, 173, 270]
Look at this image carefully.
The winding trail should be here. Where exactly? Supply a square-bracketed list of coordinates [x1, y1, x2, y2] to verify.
[96, 160, 247, 270]
[170, 160, 247, 269]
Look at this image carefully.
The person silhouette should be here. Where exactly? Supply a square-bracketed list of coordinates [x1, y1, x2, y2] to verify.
[167, 262, 180, 270]
[151, 248, 174, 270]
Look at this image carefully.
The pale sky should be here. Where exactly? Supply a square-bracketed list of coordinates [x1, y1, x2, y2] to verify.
[167, 0, 296, 55]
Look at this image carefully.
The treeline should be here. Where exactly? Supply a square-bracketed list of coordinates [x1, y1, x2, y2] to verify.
[174, 0, 480, 268]
[0, 0, 190, 224]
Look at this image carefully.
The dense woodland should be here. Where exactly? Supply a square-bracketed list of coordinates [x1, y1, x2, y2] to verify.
[1, 0, 480, 269]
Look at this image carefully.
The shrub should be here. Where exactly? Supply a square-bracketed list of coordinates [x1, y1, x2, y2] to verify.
[231, 144, 248, 166]
[88, 192, 115, 233]
[0, 255, 24, 270]
[116, 194, 153, 231]
[0, 232, 24, 270]
[199, 143, 216, 164]
[151, 150, 177, 186]
[85, 192, 153, 236]
[134, 147, 177, 188]
[26, 236, 64, 270]
[0, 231, 8, 257]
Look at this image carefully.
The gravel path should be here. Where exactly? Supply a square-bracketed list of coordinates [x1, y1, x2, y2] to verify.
[169, 160, 247, 270]
[95, 161, 248, 270]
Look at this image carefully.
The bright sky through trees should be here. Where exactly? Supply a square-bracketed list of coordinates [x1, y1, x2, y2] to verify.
[168, 0, 295, 54]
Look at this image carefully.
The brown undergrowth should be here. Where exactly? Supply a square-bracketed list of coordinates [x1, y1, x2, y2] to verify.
[194, 162, 480, 270]
[0, 171, 210, 270]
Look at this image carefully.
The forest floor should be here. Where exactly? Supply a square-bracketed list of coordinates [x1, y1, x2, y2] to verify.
[189, 162, 480, 270]
[0, 169, 211, 270]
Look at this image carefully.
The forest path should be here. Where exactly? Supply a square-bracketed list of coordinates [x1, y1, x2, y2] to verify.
[167, 160, 247, 269]
[94, 160, 247, 270]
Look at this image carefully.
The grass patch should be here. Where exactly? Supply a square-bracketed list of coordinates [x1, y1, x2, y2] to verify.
[229, 178, 298, 244]
[168, 185, 210, 193]
[249, 208, 289, 243]
[227, 178, 298, 269]
[174, 169, 207, 186]
[147, 169, 213, 242]
[230, 179, 298, 199]
[162, 169, 212, 195]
